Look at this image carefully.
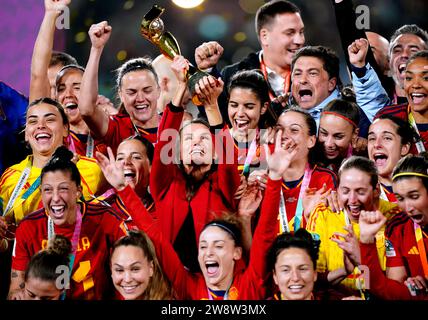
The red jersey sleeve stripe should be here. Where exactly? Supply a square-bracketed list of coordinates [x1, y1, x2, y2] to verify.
[0, 168, 17, 185]
[385, 211, 409, 238]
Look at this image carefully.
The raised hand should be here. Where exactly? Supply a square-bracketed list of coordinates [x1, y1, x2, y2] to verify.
[331, 225, 361, 267]
[238, 183, 263, 218]
[272, 92, 291, 108]
[404, 276, 428, 296]
[325, 189, 341, 213]
[44, 0, 70, 14]
[248, 169, 269, 190]
[348, 38, 369, 68]
[260, 127, 275, 145]
[359, 210, 387, 244]
[170, 55, 190, 85]
[302, 183, 329, 220]
[97, 95, 118, 115]
[234, 175, 248, 200]
[195, 76, 224, 108]
[264, 129, 298, 180]
[353, 137, 368, 155]
[95, 147, 128, 191]
[89, 21, 112, 49]
[195, 41, 224, 70]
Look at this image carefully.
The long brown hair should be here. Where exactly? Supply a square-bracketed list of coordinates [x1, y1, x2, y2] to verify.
[111, 230, 175, 300]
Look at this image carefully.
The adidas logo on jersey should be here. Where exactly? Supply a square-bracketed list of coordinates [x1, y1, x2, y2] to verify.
[407, 246, 419, 255]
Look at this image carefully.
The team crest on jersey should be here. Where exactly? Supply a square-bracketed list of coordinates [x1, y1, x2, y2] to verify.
[286, 197, 296, 203]
[228, 286, 239, 300]
[385, 239, 396, 257]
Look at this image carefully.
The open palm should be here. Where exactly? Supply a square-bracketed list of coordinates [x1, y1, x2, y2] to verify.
[96, 147, 128, 191]
[265, 129, 297, 180]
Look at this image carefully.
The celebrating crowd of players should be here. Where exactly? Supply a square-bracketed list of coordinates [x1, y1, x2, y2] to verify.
[0, 0, 427, 300]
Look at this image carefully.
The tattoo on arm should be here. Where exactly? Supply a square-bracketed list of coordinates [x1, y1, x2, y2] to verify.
[19, 282, 24, 289]
[11, 271, 18, 278]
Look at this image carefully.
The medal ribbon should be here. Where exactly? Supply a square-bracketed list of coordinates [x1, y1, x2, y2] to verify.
[379, 184, 389, 201]
[259, 54, 290, 101]
[3, 157, 41, 217]
[85, 135, 94, 158]
[279, 163, 313, 233]
[48, 205, 83, 300]
[241, 129, 260, 178]
[408, 106, 426, 154]
[414, 222, 428, 278]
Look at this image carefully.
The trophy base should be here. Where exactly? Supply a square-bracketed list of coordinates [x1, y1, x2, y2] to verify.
[187, 70, 210, 106]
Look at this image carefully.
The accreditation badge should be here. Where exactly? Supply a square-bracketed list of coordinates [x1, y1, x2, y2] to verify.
[385, 239, 396, 257]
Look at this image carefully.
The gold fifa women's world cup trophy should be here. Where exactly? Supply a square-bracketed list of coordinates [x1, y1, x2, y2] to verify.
[140, 4, 209, 106]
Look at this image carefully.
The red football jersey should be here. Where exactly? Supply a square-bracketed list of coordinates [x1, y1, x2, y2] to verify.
[279, 165, 337, 232]
[385, 212, 428, 273]
[375, 103, 428, 154]
[12, 202, 127, 300]
[380, 183, 397, 203]
[360, 210, 428, 300]
[117, 178, 282, 300]
[88, 192, 157, 231]
[102, 114, 158, 154]
[67, 131, 107, 158]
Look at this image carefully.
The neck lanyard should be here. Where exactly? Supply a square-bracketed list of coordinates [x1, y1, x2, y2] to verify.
[86, 135, 94, 158]
[241, 129, 260, 178]
[259, 54, 290, 101]
[3, 156, 41, 217]
[48, 205, 83, 300]
[279, 163, 313, 233]
[132, 114, 160, 137]
[68, 134, 95, 158]
[408, 106, 426, 154]
[414, 222, 428, 278]
[379, 184, 389, 201]
[90, 188, 116, 207]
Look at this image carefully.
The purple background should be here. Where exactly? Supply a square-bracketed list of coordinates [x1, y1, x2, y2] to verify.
[0, 1, 65, 96]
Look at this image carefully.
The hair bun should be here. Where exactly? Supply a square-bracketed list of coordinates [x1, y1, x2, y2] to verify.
[48, 234, 72, 257]
[340, 85, 357, 103]
[50, 146, 74, 163]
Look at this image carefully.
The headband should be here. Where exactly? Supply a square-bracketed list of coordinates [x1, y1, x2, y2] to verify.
[204, 222, 238, 242]
[55, 64, 85, 87]
[392, 172, 428, 181]
[322, 111, 357, 128]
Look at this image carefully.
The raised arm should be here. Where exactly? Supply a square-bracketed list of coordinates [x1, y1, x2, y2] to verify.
[348, 38, 390, 122]
[97, 149, 199, 299]
[237, 184, 263, 254]
[29, 0, 71, 102]
[195, 75, 224, 126]
[332, 0, 382, 76]
[194, 41, 224, 71]
[359, 210, 417, 299]
[245, 130, 295, 286]
[78, 21, 112, 139]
